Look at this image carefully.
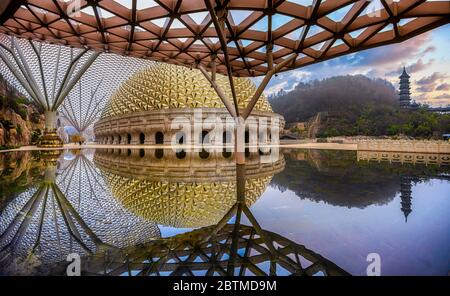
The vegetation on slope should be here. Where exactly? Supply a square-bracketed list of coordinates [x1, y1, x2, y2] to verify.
[269, 75, 450, 138]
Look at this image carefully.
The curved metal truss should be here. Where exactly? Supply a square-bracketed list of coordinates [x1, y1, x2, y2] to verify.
[59, 79, 106, 133]
[49, 201, 349, 276]
[0, 0, 448, 78]
[0, 149, 160, 275]
[0, 34, 154, 131]
[0, 34, 99, 111]
[57, 55, 154, 133]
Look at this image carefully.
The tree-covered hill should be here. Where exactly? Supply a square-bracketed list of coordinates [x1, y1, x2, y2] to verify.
[269, 75, 398, 123]
[269, 75, 450, 138]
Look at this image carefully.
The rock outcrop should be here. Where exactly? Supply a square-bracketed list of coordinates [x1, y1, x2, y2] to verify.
[0, 75, 45, 148]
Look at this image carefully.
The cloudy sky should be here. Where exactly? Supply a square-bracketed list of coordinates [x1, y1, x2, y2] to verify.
[261, 24, 450, 107]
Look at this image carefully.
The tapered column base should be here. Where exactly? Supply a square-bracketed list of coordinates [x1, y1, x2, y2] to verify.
[37, 130, 64, 148]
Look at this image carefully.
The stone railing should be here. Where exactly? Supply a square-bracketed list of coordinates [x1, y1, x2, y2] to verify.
[357, 140, 450, 154]
[357, 150, 450, 165]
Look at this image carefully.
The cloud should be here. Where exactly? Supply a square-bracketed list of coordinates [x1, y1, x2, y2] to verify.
[351, 33, 431, 67]
[417, 85, 436, 92]
[415, 72, 448, 92]
[420, 46, 436, 55]
[265, 81, 288, 96]
[385, 59, 434, 76]
[290, 70, 311, 80]
[433, 93, 450, 100]
[416, 72, 448, 85]
[436, 83, 450, 91]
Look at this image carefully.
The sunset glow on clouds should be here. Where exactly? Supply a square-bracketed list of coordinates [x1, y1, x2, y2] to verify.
[262, 24, 450, 107]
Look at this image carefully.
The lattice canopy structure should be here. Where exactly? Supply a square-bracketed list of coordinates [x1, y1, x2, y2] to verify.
[0, 0, 448, 78]
[0, 35, 154, 135]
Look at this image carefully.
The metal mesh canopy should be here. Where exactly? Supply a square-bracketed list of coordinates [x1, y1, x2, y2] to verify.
[0, 34, 153, 131]
[0, 0, 449, 77]
[59, 54, 154, 132]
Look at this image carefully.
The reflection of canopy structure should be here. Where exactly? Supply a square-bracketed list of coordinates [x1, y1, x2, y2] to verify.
[0, 1, 448, 77]
[0, 150, 160, 275]
[94, 149, 285, 228]
[49, 198, 349, 276]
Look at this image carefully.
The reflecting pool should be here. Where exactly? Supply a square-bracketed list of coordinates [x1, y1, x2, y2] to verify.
[0, 148, 449, 276]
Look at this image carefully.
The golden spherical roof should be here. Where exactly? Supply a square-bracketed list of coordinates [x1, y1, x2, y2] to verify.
[101, 170, 272, 228]
[101, 63, 272, 118]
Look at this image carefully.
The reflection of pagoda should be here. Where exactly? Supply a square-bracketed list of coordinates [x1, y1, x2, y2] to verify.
[400, 176, 413, 222]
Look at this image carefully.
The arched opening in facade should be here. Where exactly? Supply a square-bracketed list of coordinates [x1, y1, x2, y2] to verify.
[200, 130, 209, 145]
[245, 130, 250, 157]
[155, 148, 164, 159]
[223, 131, 232, 145]
[199, 149, 210, 159]
[176, 131, 185, 145]
[222, 131, 232, 158]
[118, 135, 122, 144]
[139, 133, 145, 144]
[155, 132, 164, 145]
[139, 149, 145, 158]
[176, 150, 186, 159]
[127, 149, 131, 156]
[127, 134, 131, 144]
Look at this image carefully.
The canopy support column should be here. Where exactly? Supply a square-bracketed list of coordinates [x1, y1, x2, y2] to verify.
[198, 64, 237, 118]
[204, 0, 239, 117]
[242, 52, 297, 120]
[0, 36, 99, 148]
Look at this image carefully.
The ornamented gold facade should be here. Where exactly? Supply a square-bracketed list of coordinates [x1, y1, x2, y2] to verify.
[101, 63, 272, 119]
[94, 64, 283, 145]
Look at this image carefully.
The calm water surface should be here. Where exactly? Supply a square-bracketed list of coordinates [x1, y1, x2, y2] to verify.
[0, 148, 448, 275]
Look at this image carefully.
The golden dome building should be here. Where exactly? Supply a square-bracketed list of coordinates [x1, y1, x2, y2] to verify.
[94, 64, 284, 145]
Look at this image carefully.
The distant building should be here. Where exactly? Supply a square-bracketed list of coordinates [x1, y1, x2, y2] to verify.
[399, 67, 420, 110]
[399, 67, 411, 109]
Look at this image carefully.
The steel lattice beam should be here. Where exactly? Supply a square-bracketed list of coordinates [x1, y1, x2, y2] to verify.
[0, 0, 447, 78]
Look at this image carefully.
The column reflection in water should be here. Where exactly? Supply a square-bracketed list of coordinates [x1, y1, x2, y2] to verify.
[0, 149, 160, 275]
